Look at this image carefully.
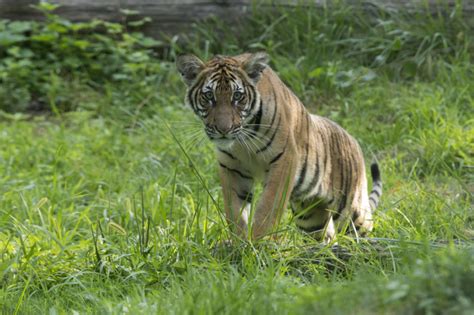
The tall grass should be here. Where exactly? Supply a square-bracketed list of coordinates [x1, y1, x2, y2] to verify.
[0, 1, 473, 314]
[175, 1, 472, 101]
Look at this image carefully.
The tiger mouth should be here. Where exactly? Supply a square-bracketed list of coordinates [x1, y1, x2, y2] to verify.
[211, 137, 236, 149]
[210, 135, 237, 142]
[206, 127, 242, 142]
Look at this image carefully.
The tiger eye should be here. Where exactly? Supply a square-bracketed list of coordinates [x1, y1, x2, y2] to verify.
[233, 91, 243, 101]
[203, 91, 214, 100]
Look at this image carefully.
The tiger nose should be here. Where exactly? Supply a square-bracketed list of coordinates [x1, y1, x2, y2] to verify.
[215, 121, 233, 135]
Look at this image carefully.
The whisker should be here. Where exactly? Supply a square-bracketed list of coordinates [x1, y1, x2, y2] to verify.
[240, 130, 266, 155]
[183, 137, 203, 146]
[240, 128, 276, 158]
[243, 127, 280, 138]
[184, 133, 207, 150]
[181, 130, 206, 146]
[181, 132, 205, 144]
[241, 128, 273, 145]
[236, 135, 252, 158]
[179, 129, 203, 138]
[175, 126, 204, 135]
[240, 131, 259, 153]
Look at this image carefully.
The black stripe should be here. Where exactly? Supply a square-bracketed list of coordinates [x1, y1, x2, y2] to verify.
[251, 101, 263, 133]
[324, 137, 329, 172]
[218, 149, 236, 160]
[299, 132, 321, 197]
[256, 116, 281, 154]
[219, 163, 252, 180]
[293, 156, 308, 196]
[269, 149, 285, 164]
[301, 131, 332, 198]
[294, 115, 312, 197]
[329, 131, 344, 221]
[227, 71, 238, 81]
[334, 150, 348, 221]
[352, 210, 360, 222]
[333, 193, 347, 221]
[189, 72, 207, 92]
[267, 103, 278, 132]
[249, 100, 277, 139]
[247, 85, 257, 112]
[189, 75, 209, 115]
[269, 135, 289, 164]
[271, 85, 277, 104]
[370, 163, 381, 182]
[236, 191, 253, 203]
[299, 156, 320, 197]
[209, 72, 221, 83]
[371, 189, 381, 197]
[369, 196, 378, 206]
[347, 144, 353, 195]
[265, 86, 278, 136]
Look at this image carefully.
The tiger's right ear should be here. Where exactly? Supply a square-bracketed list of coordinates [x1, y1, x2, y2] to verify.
[242, 52, 269, 83]
[176, 54, 204, 86]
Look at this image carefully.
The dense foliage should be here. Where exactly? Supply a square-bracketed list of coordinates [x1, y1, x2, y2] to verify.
[0, 3, 167, 113]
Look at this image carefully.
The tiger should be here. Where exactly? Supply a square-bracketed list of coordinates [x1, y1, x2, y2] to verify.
[176, 52, 382, 242]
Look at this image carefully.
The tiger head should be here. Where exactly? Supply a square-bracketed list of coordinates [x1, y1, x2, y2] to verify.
[176, 52, 269, 148]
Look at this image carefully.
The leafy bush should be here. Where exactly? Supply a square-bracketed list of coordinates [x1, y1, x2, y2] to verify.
[0, 3, 166, 113]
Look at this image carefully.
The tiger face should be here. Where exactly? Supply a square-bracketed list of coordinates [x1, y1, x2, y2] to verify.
[176, 53, 268, 148]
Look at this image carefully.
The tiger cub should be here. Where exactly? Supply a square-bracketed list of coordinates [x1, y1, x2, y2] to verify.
[176, 52, 382, 242]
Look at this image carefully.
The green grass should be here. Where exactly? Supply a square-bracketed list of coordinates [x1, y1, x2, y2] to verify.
[1, 1, 473, 314]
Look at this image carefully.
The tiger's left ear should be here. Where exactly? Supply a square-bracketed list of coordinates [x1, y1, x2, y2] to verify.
[176, 54, 204, 87]
[243, 52, 269, 83]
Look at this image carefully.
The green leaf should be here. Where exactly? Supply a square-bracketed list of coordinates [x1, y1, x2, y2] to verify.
[128, 17, 152, 28]
[31, 33, 59, 42]
[33, 2, 60, 12]
[392, 36, 402, 51]
[0, 33, 26, 46]
[309, 67, 325, 78]
[72, 40, 91, 50]
[47, 22, 69, 34]
[7, 21, 34, 33]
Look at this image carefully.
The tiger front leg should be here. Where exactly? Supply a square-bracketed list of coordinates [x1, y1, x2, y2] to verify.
[251, 154, 296, 240]
[219, 165, 254, 239]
